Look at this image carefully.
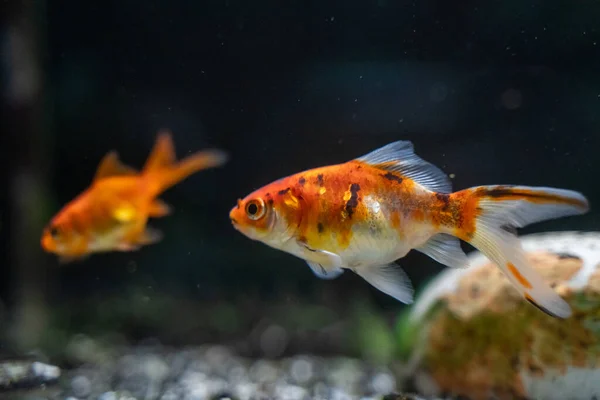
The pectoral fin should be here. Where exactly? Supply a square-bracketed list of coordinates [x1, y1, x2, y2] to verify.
[306, 261, 344, 280]
[297, 239, 343, 267]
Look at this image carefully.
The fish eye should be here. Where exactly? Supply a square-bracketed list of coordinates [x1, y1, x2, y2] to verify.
[245, 198, 266, 220]
[48, 226, 60, 238]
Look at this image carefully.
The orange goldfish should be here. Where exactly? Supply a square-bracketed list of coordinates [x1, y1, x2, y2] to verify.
[41, 130, 228, 263]
[230, 141, 589, 318]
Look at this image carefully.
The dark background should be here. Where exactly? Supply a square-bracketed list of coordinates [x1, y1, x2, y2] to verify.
[1, 0, 599, 361]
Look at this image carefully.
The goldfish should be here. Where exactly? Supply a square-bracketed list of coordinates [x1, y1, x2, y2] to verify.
[41, 130, 228, 263]
[229, 140, 589, 319]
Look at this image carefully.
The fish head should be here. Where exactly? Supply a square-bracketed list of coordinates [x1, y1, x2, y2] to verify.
[40, 216, 72, 255]
[230, 180, 302, 246]
[40, 210, 89, 257]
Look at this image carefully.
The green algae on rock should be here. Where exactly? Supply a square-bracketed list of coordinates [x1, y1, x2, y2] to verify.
[399, 231, 600, 400]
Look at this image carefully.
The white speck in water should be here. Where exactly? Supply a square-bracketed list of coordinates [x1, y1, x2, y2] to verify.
[449, 173, 456, 179]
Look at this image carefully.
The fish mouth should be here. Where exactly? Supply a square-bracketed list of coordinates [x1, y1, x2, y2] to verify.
[41, 234, 55, 252]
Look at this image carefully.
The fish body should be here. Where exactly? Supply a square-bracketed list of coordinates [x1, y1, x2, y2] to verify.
[230, 141, 589, 318]
[41, 131, 228, 262]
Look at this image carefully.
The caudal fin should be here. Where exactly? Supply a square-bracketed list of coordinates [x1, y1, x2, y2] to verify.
[455, 185, 589, 319]
[143, 130, 229, 193]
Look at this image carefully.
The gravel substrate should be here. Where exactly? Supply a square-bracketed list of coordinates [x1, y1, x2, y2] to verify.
[0, 343, 442, 400]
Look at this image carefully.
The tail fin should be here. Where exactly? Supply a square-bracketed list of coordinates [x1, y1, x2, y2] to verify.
[455, 185, 589, 319]
[143, 130, 229, 193]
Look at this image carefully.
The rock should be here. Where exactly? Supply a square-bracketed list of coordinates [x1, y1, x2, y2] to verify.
[2, 343, 450, 399]
[0, 359, 60, 390]
[400, 231, 600, 400]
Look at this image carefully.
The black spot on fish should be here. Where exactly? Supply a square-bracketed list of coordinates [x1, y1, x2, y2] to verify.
[317, 223, 324, 233]
[317, 174, 324, 186]
[383, 172, 403, 183]
[435, 193, 450, 210]
[278, 188, 290, 196]
[485, 186, 571, 204]
[345, 183, 361, 218]
[484, 186, 516, 197]
[298, 177, 306, 186]
[556, 252, 580, 260]
[268, 198, 274, 206]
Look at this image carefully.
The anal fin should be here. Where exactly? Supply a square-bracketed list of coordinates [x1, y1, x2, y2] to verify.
[354, 263, 414, 304]
[119, 227, 163, 251]
[415, 233, 469, 269]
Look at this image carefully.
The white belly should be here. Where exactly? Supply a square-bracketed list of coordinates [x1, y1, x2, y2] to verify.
[336, 219, 436, 269]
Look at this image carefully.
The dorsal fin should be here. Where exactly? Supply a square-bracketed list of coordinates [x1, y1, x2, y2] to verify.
[142, 130, 176, 174]
[355, 140, 452, 193]
[93, 151, 138, 182]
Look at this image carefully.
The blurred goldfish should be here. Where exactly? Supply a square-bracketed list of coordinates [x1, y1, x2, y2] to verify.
[230, 141, 589, 319]
[42, 130, 228, 263]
